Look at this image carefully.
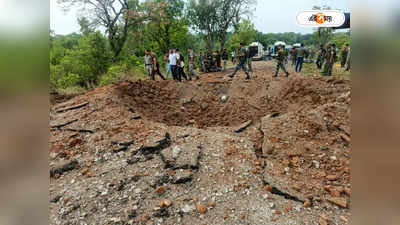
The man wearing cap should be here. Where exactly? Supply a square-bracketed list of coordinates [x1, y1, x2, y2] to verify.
[187, 47, 199, 80]
[274, 45, 289, 77]
[229, 43, 250, 80]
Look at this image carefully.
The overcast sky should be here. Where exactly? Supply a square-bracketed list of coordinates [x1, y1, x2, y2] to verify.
[50, 0, 350, 35]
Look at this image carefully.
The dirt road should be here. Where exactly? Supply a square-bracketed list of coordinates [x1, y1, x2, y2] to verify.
[50, 60, 350, 225]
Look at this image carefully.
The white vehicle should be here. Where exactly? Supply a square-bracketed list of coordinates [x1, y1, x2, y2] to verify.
[248, 42, 265, 61]
[270, 41, 287, 58]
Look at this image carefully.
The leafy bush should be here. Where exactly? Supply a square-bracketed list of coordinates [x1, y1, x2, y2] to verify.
[57, 73, 81, 89]
[99, 64, 130, 86]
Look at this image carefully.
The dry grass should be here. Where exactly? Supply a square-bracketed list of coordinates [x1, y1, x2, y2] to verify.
[302, 62, 350, 80]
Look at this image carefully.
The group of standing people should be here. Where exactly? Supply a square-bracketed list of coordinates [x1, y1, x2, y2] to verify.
[291, 43, 308, 73]
[144, 48, 199, 82]
[164, 48, 199, 81]
[316, 43, 350, 76]
[145, 45, 253, 81]
[198, 49, 229, 72]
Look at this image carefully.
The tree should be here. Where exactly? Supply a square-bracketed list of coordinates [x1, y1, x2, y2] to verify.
[227, 19, 256, 51]
[78, 17, 94, 35]
[58, 0, 165, 61]
[59, 31, 112, 88]
[144, 0, 188, 54]
[187, 0, 255, 51]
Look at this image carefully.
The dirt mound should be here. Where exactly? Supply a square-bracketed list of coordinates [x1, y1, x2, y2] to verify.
[115, 80, 279, 128]
[278, 77, 350, 108]
[50, 92, 79, 105]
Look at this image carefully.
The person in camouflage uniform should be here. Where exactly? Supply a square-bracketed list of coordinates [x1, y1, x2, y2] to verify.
[222, 48, 228, 71]
[187, 47, 199, 80]
[341, 44, 349, 68]
[316, 44, 326, 70]
[215, 50, 222, 71]
[199, 51, 205, 72]
[321, 43, 336, 76]
[345, 47, 351, 72]
[229, 43, 250, 80]
[274, 45, 289, 77]
[247, 47, 253, 72]
[145, 49, 166, 80]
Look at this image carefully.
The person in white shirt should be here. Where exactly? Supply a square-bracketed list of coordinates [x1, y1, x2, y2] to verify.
[169, 49, 178, 81]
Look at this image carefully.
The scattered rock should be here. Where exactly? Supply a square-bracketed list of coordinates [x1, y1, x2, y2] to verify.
[326, 175, 338, 181]
[50, 160, 79, 178]
[124, 209, 137, 219]
[195, 203, 207, 214]
[304, 199, 312, 207]
[343, 187, 351, 197]
[318, 214, 329, 225]
[172, 169, 192, 184]
[234, 120, 253, 133]
[262, 143, 275, 156]
[327, 197, 347, 208]
[208, 201, 216, 208]
[181, 204, 195, 214]
[154, 186, 166, 195]
[160, 199, 172, 208]
[153, 208, 169, 218]
[264, 185, 272, 192]
[50, 195, 62, 203]
[139, 132, 171, 154]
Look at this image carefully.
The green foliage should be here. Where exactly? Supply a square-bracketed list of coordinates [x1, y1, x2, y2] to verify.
[332, 32, 350, 49]
[50, 31, 112, 90]
[57, 73, 81, 89]
[227, 20, 256, 51]
[99, 65, 128, 86]
[187, 0, 255, 50]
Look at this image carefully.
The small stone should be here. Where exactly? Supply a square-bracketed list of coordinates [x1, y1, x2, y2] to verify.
[318, 214, 329, 225]
[195, 203, 207, 214]
[251, 167, 260, 174]
[160, 199, 172, 208]
[140, 215, 148, 222]
[330, 189, 341, 197]
[340, 215, 348, 222]
[80, 168, 89, 175]
[304, 143, 313, 151]
[264, 185, 272, 192]
[312, 160, 320, 169]
[262, 143, 275, 156]
[154, 186, 166, 195]
[208, 201, 216, 208]
[269, 203, 275, 209]
[327, 197, 347, 208]
[124, 209, 137, 219]
[181, 204, 194, 213]
[326, 175, 338, 181]
[344, 187, 351, 197]
[303, 200, 312, 207]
